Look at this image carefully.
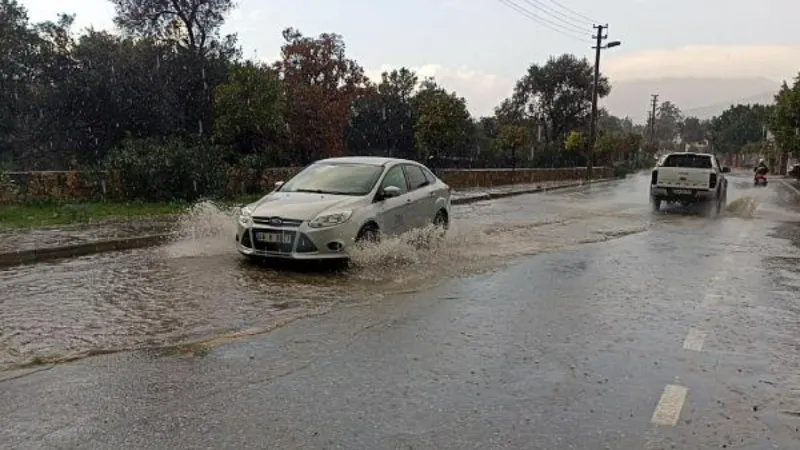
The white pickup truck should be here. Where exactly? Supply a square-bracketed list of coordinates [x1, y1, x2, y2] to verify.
[649, 152, 730, 216]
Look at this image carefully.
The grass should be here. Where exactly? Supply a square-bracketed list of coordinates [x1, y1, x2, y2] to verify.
[0, 195, 265, 230]
[0, 201, 189, 229]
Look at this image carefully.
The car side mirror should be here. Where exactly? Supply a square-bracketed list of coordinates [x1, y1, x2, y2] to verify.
[379, 185, 401, 200]
[721, 167, 731, 173]
[274, 181, 284, 189]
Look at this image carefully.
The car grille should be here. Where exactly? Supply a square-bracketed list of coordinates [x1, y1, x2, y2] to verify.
[250, 228, 297, 253]
[252, 217, 303, 227]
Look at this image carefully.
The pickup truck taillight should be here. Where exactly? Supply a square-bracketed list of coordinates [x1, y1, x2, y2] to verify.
[709, 173, 717, 188]
[651, 170, 658, 185]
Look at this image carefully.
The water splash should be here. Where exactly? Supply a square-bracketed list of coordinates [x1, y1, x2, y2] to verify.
[163, 200, 238, 258]
[726, 197, 759, 218]
[159, 199, 649, 286]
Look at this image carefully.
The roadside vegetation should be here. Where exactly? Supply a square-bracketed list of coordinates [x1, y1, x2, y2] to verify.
[0, 195, 263, 230]
[0, 201, 186, 229]
[1, 0, 797, 210]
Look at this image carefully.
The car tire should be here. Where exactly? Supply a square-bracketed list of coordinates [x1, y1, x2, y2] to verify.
[355, 224, 380, 244]
[650, 198, 661, 212]
[433, 210, 449, 231]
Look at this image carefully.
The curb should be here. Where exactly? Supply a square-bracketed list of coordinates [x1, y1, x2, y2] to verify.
[450, 178, 616, 205]
[0, 234, 172, 269]
[0, 178, 617, 269]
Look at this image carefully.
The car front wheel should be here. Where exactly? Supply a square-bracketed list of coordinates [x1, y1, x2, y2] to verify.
[355, 224, 380, 244]
[433, 210, 449, 231]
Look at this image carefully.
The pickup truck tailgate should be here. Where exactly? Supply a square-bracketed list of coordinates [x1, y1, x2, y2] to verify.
[656, 168, 711, 189]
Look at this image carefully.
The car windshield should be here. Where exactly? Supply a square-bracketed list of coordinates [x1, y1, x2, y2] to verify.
[278, 163, 384, 196]
[661, 154, 712, 169]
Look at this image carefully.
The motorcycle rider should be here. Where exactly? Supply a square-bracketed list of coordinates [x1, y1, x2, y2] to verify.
[754, 158, 769, 176]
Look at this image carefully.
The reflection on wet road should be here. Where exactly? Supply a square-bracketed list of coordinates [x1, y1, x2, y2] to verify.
[1, 173, 797, 370]
[3, 172, 800, 449]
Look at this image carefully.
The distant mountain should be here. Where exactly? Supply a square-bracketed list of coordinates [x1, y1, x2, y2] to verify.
[683, 91, 777, 120]
[601, 77, 780, 123]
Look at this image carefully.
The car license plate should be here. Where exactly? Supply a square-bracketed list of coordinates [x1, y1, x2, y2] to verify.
[673, 189, 692, 195]
[255, 232, 292, 244]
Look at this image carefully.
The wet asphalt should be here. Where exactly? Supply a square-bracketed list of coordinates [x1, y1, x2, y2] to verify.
[2, 173, 800, 449]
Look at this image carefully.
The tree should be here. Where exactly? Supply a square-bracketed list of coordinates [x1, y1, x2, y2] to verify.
[109, 0, 239, 137]
[710, 104, 772, 153]
[346, 68, 418, 158]
[510, 54, 610, 144]
[768, 75, 800, 159]
[564, 130, 585, 152]
[680, 116, 708, 144]
[108, 0, 236, 56]
[494, 124, 527, 167]
[653, 101, 683, 149]
[213, 62, 284, 158]
[0, 0, 46, 167]
[275, 28, 369, 163]
[597, 109, 634, 135]
[413, 78, 473, 164]
[595, 132, 643, 165]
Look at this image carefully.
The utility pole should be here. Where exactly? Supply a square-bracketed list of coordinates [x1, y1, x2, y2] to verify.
[649, 94, 659, 149]
[586, 25, 620, 180]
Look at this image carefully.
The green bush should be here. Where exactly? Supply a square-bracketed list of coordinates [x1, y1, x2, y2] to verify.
[103, 137, 229, 201]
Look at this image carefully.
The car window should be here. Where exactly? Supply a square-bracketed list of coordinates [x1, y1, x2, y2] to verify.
[661, 154, 712, 169]
[403, 165, 429, 190]
[279, 163, 383, 196]
[421, 167, 438, 184]
[380, 165, 408, 194]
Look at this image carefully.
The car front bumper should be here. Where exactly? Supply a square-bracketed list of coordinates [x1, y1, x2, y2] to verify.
[235, 220, 359, 260]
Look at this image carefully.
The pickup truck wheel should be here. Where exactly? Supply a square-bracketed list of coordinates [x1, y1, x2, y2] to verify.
[650, 198, 661, 212]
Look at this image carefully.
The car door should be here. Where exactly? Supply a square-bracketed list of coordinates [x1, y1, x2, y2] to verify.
[402, 164, 437, 229]
[374, 164, 412, 236]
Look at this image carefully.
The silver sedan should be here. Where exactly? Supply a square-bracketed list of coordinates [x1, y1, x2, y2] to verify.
[235, 157, 452, 260]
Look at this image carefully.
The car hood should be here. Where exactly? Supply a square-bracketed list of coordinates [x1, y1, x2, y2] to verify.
[248, 191, 366, 221]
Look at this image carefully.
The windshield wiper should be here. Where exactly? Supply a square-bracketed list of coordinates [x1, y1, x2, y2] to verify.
[293, 189, 355, 195]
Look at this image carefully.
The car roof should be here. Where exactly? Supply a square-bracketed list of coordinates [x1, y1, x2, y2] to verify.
[315, 156, 422, 167]
[663, 152, 713, 157]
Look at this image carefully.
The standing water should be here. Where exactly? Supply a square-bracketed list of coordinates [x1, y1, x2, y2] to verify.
[1, 184, 656, 370]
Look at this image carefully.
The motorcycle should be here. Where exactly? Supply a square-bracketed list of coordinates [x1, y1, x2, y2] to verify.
[753, 173, 768, 187]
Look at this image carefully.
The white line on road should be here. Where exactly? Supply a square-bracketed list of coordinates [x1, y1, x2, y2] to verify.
[682, 329, 707, 352]
[702, 293, 724, 306]
[651, 384, 689, 426]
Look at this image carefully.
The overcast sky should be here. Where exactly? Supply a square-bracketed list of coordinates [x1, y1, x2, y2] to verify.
[21, 0, 800, 117]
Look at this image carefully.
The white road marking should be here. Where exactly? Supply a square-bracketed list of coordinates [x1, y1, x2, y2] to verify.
[682, 329, 707, 352]
[702, 293, 724, 306]
[651, 384, 689, 426]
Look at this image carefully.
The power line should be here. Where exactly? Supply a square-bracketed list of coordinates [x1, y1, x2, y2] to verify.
[518, 0, 591, 30]
[546, 0, 600, 24]
[497, 0, 588, 41]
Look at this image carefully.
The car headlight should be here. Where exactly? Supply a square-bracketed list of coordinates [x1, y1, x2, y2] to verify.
[308, 210, 353, 228]
[238, 206, 254, 228]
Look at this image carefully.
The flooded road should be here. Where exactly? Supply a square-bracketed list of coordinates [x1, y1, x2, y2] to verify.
[3, 172, 800, 449]
[0, 173, 797, 372]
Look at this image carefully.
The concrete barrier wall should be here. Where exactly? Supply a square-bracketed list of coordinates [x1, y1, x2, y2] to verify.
[0, 166, 612, 203]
